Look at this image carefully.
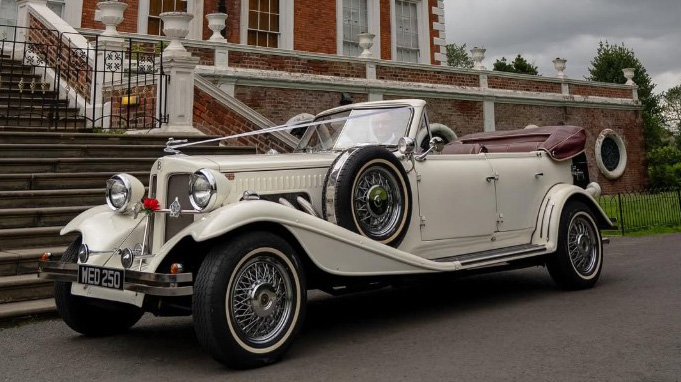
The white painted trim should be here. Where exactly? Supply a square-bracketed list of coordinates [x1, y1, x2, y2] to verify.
[390, 0, 430, 64]
[63, 0, 81, 28]
[187, 0, 204, 40]
[137, 0, 149, 34]
[195, 66, 642, 110]
[241, 0, 293, 50]
[336, 0, 380, 57]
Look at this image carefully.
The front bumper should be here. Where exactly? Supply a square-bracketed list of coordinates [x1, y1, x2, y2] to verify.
[38, 260, 193, 296]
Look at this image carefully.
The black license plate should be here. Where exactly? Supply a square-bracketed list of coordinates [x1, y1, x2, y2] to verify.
[78, 265, 124, 290]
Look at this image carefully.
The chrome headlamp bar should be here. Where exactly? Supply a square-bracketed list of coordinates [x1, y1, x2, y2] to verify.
[165, 106, 415, 153]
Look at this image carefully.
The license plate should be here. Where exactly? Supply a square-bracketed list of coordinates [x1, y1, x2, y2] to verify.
[78, 265, 124, 290]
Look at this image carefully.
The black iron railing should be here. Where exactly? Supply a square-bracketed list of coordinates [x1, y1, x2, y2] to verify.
[599, 188, 681, 234]
[0, 24, 168, 130]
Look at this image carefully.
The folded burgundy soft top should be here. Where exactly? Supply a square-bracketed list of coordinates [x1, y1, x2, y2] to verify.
[454, 125, 587, 161]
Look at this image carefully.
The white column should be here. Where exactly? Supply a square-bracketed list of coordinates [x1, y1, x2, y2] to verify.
[15, 0, 47, 44]
[483, 100, 495, 132]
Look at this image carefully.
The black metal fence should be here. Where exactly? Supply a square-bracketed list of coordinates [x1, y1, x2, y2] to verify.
[0, 24, 168, 129]
[598, 188, 681, 234]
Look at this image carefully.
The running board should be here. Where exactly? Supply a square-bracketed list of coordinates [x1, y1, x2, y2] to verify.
[433, 244, 547, 267]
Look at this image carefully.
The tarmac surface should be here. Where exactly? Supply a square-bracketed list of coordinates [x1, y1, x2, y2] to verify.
[1, 233, 680, 382]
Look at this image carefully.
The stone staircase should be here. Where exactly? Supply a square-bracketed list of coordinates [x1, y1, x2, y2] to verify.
[0, 130, 253, 320]
[0, 54, 83, 128]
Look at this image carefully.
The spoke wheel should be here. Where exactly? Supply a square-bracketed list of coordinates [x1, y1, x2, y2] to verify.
[323, 146, 412, 247]
[229, 252, 294, 346]
[547, 201, 603, 290]
[193, 232, 306, 369]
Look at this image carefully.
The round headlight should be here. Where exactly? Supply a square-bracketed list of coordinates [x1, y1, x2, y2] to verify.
[77, 244, 90, 263]
[189, 169, 217, 210]
[120, 248, 134, 269]
[398, 137, 415, 155]
[105, 173, 145, 213]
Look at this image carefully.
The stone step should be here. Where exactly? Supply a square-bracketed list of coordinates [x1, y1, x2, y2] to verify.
[0, 115, 87, 128]
[0, 96, 68, 107]
[0, 131, 225, 145]
[0, 206, 90, 229]
[0, 73, 44, 84]
[0, 188, 104, 209]
[0, 143, 251, 159]
[0, 88, 59, 98]
[0, 274, 55, 303]
[0, 298, 56, 320]
[0, 246, 65, 276]
[0, 105, 80, 119]
[0, 171, 149, 191]
[0, 226, 77, 251]
[0, 157, 156, 173]
[0, 65, 36, 76]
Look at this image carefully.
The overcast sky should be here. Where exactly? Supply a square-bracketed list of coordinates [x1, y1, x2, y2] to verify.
[443, 0, 681, 93]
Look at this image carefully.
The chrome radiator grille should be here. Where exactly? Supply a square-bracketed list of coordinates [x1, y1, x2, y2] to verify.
[165, 174, 194, 242]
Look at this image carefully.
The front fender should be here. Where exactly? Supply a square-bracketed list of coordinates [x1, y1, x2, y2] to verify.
[533, 183, 614, 252]
[61, 204, 146, 252]
[153, 201, 445, 276]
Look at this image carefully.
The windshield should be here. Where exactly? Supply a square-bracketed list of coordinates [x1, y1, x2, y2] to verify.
[295, 107, 413, 152]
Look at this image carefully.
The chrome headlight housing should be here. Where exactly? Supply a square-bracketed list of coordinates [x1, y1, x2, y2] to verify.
[105, 173, 145, 213]
[189, 169, 232, 212]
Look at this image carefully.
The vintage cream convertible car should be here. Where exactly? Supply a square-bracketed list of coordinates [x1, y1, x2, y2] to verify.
[39, 99, 613, 368]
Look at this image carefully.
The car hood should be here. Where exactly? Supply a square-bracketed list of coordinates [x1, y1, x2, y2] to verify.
[163, 152, 339, 173]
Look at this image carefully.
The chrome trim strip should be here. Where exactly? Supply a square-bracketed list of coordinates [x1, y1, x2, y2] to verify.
[38, 261, 193, 296]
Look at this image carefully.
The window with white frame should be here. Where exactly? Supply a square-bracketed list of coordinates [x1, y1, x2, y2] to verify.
[147, 0, 188, 36]
[46, 0, 65, 17]
[395, 0, 419, 63]
[247, 0, 280, 48]
[342, 0, 368, 57]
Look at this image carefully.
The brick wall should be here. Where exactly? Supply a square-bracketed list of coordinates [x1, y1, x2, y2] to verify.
[194, 86, 289, 153]
[380, 0, 392, 60]
[186, 46, 215, 65]
[228, 51, 366, 78]
[383, 95, 484, 137]
[104, 84, 158, 129]
[377, 65, 479, 87]
[494, 103, 646, 193]
[294, 0, 336, 54]
[234, 86, 368, 125]
[569, 84, 633, 99]
[488, 76, 563, 94]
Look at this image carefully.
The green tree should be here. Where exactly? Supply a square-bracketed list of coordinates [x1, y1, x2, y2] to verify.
[662, 85, 681, 134]
[445, 43, 474, 69]
[493, 54, 539, 75]
[587, 41, 664, 150]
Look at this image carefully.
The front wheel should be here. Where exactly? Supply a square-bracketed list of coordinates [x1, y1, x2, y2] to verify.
[546, 202, 603, 290]
[192, 232, 306, 369]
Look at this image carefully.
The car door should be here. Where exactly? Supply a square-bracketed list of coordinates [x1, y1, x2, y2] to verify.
[415, 154, 497, 241]
[485, 152, 549, 233]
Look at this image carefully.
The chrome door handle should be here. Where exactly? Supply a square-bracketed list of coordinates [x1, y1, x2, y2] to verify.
[535, 172, 544, 178]
[486, 174, 499, 182]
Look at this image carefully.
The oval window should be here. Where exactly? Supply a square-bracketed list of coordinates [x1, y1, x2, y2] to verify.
[595, 129, 627, 180]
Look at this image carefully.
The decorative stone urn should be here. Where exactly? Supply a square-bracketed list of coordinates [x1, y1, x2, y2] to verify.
[97, 0, 127, 37]
[358, 33, 375, 58]
[470, 47, 486, 70]
[553, 57, 567, 79]
[622, 68, 636, 85]
[206, 13, 227, 42]
[160, 12, 194, 56]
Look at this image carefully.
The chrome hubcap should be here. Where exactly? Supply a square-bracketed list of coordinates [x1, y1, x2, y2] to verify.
[230, 255, 293, 344]
[568, 216, 599, 276]
[354, 166, 402, 238]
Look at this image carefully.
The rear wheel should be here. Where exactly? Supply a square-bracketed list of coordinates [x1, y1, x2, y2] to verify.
[193, 232, 306, 369]
[546, 202, 603, 290]
[54, 236, 143, 336]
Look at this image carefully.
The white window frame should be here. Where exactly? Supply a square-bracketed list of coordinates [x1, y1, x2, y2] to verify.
[240, 0, 294, 50]
[390, 0, 430, 64]
[63, 0, 83, 28]
[336, 0, 380, 57]
[138, 0, 203, 39]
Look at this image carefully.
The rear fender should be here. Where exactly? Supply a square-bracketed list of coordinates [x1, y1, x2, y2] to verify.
[533, 183, 614, 252]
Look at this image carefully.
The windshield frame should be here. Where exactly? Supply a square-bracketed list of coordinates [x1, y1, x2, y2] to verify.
[294, 106, 415, 153]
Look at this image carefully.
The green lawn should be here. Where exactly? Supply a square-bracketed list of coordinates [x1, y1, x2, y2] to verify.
[599, 189, 681, 235]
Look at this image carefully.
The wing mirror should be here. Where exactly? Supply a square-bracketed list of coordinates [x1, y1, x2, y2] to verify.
[415, 136, 444, 161]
